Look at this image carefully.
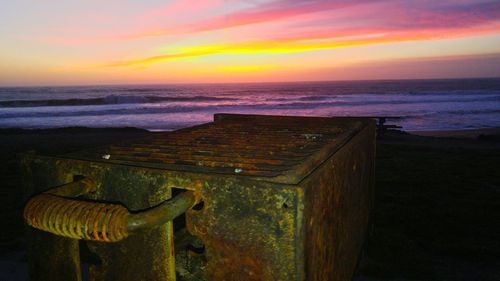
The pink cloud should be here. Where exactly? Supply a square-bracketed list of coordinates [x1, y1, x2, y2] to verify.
[33, 0, 500, 46]
[136, 0, 374, 37]
[138, 0, 224, 22]
[374, 1, 500, 29]
[114, 0, 500, 47]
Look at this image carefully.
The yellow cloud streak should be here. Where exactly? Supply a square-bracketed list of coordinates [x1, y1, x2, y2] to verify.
[217, 65, 279, 72]
[101, 35, 408, 68]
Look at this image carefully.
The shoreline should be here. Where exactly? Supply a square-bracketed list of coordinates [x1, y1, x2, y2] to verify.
[2, 77, 499, 88]
[408, 127, 500, 138]
[0, 126, 150, 134]
[2, 126, 500, 138]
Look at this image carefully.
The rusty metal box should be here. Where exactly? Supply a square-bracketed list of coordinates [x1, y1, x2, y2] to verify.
[21, 114, 376, 281]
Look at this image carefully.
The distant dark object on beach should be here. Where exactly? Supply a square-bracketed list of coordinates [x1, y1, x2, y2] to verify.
[478, 134, 500, 142]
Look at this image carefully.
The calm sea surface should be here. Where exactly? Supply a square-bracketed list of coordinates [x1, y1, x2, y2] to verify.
[1, 78, 499, 131]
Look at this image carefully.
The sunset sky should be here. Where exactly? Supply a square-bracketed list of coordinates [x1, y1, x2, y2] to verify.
[1, 0, 500, 86]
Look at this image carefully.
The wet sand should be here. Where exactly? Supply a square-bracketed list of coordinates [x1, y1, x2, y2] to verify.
[357, 128, 500, 281]
[1, 127, 499, 280]
[409, 127, 500, 139]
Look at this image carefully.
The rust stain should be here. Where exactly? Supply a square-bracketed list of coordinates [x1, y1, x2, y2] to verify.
[204, 239, 274, 281]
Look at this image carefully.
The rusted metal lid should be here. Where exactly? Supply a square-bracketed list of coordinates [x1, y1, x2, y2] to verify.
[63, 114, 372, 184]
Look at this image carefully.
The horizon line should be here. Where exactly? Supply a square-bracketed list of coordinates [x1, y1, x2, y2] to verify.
[1, 76, 500, 88]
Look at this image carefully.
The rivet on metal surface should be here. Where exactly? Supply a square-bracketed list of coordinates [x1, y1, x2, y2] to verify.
[302, 133, 323, 140]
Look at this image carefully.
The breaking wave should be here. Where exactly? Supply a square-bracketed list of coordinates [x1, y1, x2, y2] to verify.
[0, 95, 235, 108]
[1, 78, 499, 130]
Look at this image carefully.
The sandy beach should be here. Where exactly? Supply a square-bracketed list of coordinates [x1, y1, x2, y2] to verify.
[1, 127, 499, 280]
[409, 127, 500, 139]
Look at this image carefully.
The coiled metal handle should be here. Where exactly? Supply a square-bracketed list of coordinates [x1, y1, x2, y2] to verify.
[23, 178, 199, 242]
[24, 193, 129, 242]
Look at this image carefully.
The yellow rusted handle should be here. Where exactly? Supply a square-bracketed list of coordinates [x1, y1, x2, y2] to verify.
[24, 193, 130, 242]
[23, 179, 198, 242]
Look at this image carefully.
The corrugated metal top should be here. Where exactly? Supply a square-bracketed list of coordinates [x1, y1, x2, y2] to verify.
[62, 114, 370, 184]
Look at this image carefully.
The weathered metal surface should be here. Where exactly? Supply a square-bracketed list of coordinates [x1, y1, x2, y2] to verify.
[185, 179, 302, 281]
[45, 177, 96, 197]
[26, 228, 82, 281]
[21, 113, 375, 281]
[302, 124, 376, 280]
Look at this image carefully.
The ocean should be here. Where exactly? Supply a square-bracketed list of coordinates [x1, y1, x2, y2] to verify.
[1, 78, 499, 131]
